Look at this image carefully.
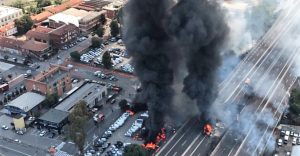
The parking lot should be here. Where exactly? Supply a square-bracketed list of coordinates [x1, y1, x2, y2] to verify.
[275, 124, 300, 156]
[79, 37, 134, 74]
[85, 110, 147, 156]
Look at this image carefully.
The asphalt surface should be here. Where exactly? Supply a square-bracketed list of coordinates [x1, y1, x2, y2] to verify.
[157, 1, 300, 156]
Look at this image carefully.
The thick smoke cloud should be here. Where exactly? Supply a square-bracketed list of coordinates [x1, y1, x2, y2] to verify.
[123, 0, 175, 141]
[167, 0, 228, 120]
[124, 0, 228, 141]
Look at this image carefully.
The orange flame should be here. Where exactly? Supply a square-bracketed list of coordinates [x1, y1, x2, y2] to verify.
[204, 123, 213, 135]
[145, 142, 156, 150]
[126, 110, 135, 116]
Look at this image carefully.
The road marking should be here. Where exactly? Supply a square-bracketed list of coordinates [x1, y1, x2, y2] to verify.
[182, 134, 201, 156]
[181, 140, 187, 146]
[173, 152, 177, 156]
[190, 136, 207, 156]
[164, 120, 197, 156]
[156, 118, 191, 156]
[0, 145, 31, 156]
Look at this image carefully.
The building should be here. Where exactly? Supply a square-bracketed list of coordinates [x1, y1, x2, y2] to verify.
[13, 114, 25, 130]
[80, 10, 105, 34]
[0, 6, 23, 27]
[48, 8, 103, 34]
[37, 108, 69, 133]
[0, 37, 25, 54]
[74, 0, 111, 11]
[49, 23, 80, 49]
[0, 22, 17, 36]
[102, 1, 123, 19]
[4, 92, 45, 117]
[21, 40, 52, 60]
[55, 82, 107, 112]
[25, 65, 72, 97]
[26, 26, 53, 44]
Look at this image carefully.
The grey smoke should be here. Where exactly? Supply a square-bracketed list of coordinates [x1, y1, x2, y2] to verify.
[167, 0, 228, 120]
[124, 0, 228, 141]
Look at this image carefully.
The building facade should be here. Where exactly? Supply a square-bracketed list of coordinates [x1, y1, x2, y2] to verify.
[0, 6, 23, 27]
[25, 65, 72, 97]
[0, 22, 17, 36]
[0, 37, 25, 54]
[49, 24, 80, 49]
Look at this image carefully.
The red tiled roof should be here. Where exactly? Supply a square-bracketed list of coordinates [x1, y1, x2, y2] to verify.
[26, 28, 50, 42]
[31, 11, 54, 23]
[22, 40, 49, 52]
[46, 0, 83, 14]
[0, 37, 25, 50]
[0, 22, 15, 33]
[73, 5, 95, 11]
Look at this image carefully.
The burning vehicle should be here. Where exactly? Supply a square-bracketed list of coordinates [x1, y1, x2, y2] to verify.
[203, 123, 213, 136]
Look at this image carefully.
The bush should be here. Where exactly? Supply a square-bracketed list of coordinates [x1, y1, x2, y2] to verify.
[70, 51, 81, 62]
[91, 37, 102, 48]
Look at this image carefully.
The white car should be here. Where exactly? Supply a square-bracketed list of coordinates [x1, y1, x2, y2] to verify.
[293, 137, 297, 145]
[277, 139, 283, 146]
[2, 125, 8, 130]
[39, 130, 47, 137]
[14, 139, 21, 143]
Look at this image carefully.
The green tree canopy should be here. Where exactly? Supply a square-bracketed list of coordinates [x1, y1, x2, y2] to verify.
[124, 144, 148, 156]
[290, 89, 300, 115]
[11, 0, 25, 9]
[110, 20, 120, 37]
[91, 37, 102, 48]
[42, 93, 59, 108]
[96, 25, 104, 37]
[68, 101, 89, 155]
[102, 51, 112, 69]
[70, 51, 81, 62]
[100, 14, 107, 25]
[15, 15, 34, 35]
[36, 0, 52, 8]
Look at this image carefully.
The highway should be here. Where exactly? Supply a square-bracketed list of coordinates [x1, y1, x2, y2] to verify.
[156, 1, 300, 156]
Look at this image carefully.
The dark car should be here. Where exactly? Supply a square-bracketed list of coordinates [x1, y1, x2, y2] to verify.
[49, 133, 56, 138]
[102, 143, 111, 150]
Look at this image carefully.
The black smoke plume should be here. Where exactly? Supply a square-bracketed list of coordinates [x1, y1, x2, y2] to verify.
[168, 0, 228, 120]
[124, 0, 228, 141]
[123, 0, 175, 141]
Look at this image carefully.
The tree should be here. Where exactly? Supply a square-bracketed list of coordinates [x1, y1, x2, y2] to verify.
[119, 99, 130, 112]
[102, 51, 112, 69]
[68, 101, 88, 155]
[54, 0, 62, 5]
[99, 14, 107, 25]
[96, 25, 104, 37]
[7, 74, 12, 79]
[11, 0, 25, 9]
[91, 37, 102, 48]
[36, 0, 52, 8]
[289, 89, 300, 115]
[42, 93, 59, 108]
[70, 51, 81, 62]
[124, 144, 148, 156]
[116, 7, 123, 25]
[110, 20, 120, 37]
[15, 15, 34, 35]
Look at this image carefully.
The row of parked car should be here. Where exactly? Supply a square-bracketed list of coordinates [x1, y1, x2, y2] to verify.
[120, 64, 134, 73]
[94, 71, 118, 81]
[86, 112, 131, 155]
[124, 111, 149, 137]
[60, 37, 87, 50]
[278, 130, 300, 146]
[81, 48, 104, 63]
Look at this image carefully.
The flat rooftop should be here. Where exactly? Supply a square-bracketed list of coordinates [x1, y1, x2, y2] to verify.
[55, 82, 106, 112]
[6, 92, 45, 112]
[39, 109, 69, 124]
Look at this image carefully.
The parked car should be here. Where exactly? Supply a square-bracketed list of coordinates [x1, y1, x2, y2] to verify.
[39, 130, 47, 137]
[2, 125, 8, 130]
[293, 137, 297, 145]
[277, 139, 283, 146]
